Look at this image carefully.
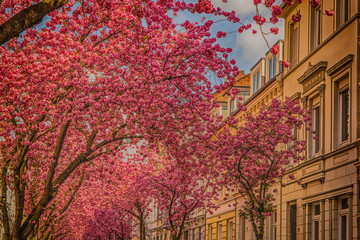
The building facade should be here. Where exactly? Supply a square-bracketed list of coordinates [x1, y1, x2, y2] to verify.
[207, 1, 360, 240]
[144, 1, 360, 240]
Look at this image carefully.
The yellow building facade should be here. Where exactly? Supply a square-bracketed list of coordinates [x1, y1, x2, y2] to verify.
[145, 1, 360, 240]
[207, 1, 360, 240]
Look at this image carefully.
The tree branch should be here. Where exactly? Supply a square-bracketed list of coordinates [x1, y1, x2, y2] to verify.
[0, 0, 70, 45]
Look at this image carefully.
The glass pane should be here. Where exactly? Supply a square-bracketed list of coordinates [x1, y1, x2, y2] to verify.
[344, 0, 349, 22]
[341, 89, 349, 142]
[253, 75, 257, 93]
[341, 215, 347, 240]
[290, 205, 296, 240]
[314, 204, 320, 215]
[314, 221, 319, 240]
[269, 58, 273, 79]
[274, 56, 277, 76]
[315, 106, 320, 153]
[274, 226, 276, 240]
[341, 198, 349, 209]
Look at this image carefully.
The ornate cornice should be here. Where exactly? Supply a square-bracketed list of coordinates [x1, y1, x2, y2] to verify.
[289, 92, 301, 101]
[298, 61, 327, 93]
[326, 54, 354, 76]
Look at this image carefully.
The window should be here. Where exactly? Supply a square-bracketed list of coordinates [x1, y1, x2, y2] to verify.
[219, 105, 228, 118]
[287, 125, 297, 167]
[231, 97, 237, 113]
[312, 204, 320, 240]
[339, 87, 349, 143]
[311, 104, 320, 156]
[336, 0, 349, 29]
[239, 91, 250, 103]
[310, 6, 321, 50]
[165, 232, 167, 240]
[228, 221, 233, 240]
[253, 71, 260, 93]
[210, 226, 213, 240]
[290, 24, 299, 66]
[273, 209, 277, 240]
[289, 204, 297, 240]
[199, 227, 202, 240]
[338, 198, 349, 240]
[218, 224, 222, 240]
[269, 56, 277, 80]
[185, 231, 189, 240]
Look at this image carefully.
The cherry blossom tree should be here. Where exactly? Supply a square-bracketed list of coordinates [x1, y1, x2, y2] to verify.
[211, 98, 310, 240]
[116, 164, 155, 240]
[143, 141, 219, 240]
[81, 207, 133, 240]
[0, 0, 330, 239]
[0, 0, 241, 238]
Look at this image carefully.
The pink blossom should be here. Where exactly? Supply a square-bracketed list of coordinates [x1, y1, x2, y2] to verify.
[270, 44, 279, 55]
[325, 9, 334, 16]
[283, 0, 294, 5]
[270, 27, 279, 34]
[283, 60, 291, 68]
[253, 0, 262, 6]
[292, 12, 302, 22]
[271, 5, 283, 16]
[310, 0, 320, 8]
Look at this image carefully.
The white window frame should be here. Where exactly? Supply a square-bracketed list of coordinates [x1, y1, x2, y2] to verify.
[232, 97, 237, 113]
[253, 70, 260, 93]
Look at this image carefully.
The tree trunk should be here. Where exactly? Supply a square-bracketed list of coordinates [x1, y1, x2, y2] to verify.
[140, 214, 146, 240]
[251, 216, 265, 240]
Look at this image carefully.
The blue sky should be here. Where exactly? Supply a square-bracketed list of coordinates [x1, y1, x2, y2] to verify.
[32, 0, 284, 77]
[174, 0, 285, 74]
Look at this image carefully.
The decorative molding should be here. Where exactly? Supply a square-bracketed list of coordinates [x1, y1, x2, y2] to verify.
[326, 54, 354, 76]
[298, 61, 327, 93]
[301, 95, 308, 107]
[302, 184, 353, 203]
[289, 92, 301, 101]
[300, 172, 324, 185]
[317, 84, 326, 96]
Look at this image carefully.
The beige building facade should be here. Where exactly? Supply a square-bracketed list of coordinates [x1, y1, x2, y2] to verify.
[207, 1, 360, 240]
[144, 1, 360, 240]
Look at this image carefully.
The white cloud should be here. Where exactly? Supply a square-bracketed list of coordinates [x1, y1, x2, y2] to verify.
[235, 3, 285, 66]
[210, 0, 255, 15]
